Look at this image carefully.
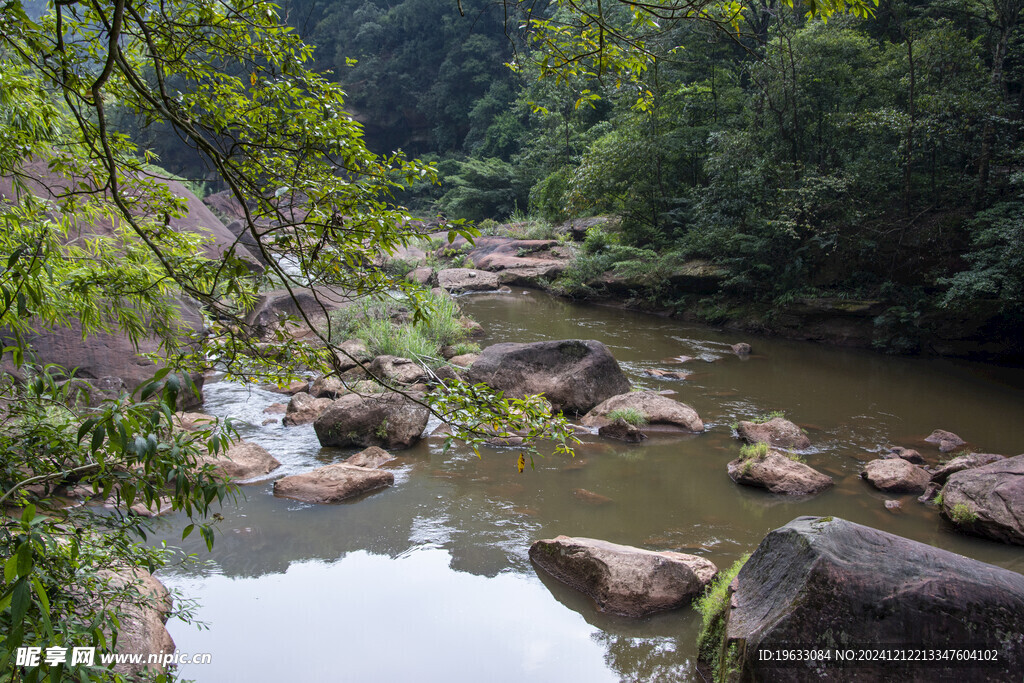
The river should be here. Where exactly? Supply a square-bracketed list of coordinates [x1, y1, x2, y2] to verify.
[147, 290, 1024, 682]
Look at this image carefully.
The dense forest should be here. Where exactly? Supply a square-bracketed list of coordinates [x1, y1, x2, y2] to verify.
[125, 0, 1024, 357]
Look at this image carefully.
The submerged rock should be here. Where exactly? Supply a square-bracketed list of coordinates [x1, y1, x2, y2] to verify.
[940, 454, 1024, 545]
[727, 451, 833, 496]
[282, 391, 333, 426]
[273, 464, 394, 504]
[314, 392, 429, 449]
[713, 516, 1024, 681]
[466, 339, 630, 415]
[730, 342, 752, 355]
[924, 428, 966, 453]
[735, 417, 810, 450]
[884, 446, 925, 464]
[861, 458, 930, 494]
[529, 535, 717, 618]
[582, 390, 704, 433]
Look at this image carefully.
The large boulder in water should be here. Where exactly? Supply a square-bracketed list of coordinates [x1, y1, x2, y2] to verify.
[735, 417, 810, 450]
[466, 340, 630, 415]
[581, 390, 704, 432]
[727, 451, 833, 496]
[940, 454, 1024, 545]
[314, 392, 429, 449]
[529, 536, 717, 618]
[273, 463, 393, 503]
[712, 516, 1024, 681]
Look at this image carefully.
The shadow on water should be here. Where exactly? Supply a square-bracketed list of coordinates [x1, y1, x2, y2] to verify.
[150, 289, 1024, 681]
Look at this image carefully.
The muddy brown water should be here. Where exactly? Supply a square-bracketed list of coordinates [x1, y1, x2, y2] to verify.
[149, 290, 1024, 682]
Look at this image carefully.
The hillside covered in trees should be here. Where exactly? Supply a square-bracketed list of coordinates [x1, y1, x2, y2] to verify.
[127, 0, 1024, 358]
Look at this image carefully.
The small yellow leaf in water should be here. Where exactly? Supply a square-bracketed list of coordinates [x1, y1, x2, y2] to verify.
[517, 453, 525, 473]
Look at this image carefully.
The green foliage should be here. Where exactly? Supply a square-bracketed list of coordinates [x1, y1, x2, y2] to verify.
[438, 157, 531, 222]
[331, 291, 472, 364]
[529, 167, 572, 222]
[738, 441, 770, 460]
[949, 502, 978, 524]
[751, 411, 786, 424]
[695, 554, 750, 681]
[607, 407, 649, 426]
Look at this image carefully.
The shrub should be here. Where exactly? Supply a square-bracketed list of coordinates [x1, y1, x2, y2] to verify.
[607, 407, 649, 426]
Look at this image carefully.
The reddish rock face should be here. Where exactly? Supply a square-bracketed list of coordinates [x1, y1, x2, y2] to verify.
[436, 268, 501, 292]
[529, 536, 718, 618]
[925, 428, 967, 452]
[345, 446, 396, 469]
[717, 517, 1024, 680]
[273, 464, 394, 504]
[736, 417, 811, 450]
[466, 339, 630, 416]
[203, 440, 282, 481]
[728, 451, 834, 496]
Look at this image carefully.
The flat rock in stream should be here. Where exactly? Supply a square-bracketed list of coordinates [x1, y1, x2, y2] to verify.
[273, 463, 393, 503]
[714, 516, 1024, 681]
[529, 536, 717, 618]
[735, 417, 810, 450]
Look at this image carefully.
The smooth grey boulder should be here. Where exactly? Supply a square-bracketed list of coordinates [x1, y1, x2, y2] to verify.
[273, 463, 393, 504]
[735, 417, 810, 450]
[713, 516, 1024, 681]
[861, 458, 930, 494]
[466, 340, 630, 415]
[727, 451, 833, 496]
[940, 454, 1024, 545]
[529, 536, 717, 618]
[368, 355, 427, 385]
[314, 392, 429, 449]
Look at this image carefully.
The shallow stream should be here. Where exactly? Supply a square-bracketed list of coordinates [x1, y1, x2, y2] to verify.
[148, 290, 1024, 682]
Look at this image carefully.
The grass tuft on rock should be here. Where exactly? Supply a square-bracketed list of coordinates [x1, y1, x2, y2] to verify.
[607, 407, 649, 426]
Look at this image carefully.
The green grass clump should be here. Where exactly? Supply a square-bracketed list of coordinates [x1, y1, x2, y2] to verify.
[328, 290, 473, 366]
[607, 407, 649, 426]
[751, 410, 786, 424]
[695, 554, 750, 680]
[950, 502, 978, 524]
[738, 441, 769, 460]
[448, 342, 481, 356]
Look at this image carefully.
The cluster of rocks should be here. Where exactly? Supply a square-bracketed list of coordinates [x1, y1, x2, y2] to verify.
[850, 428, 1024, 546]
